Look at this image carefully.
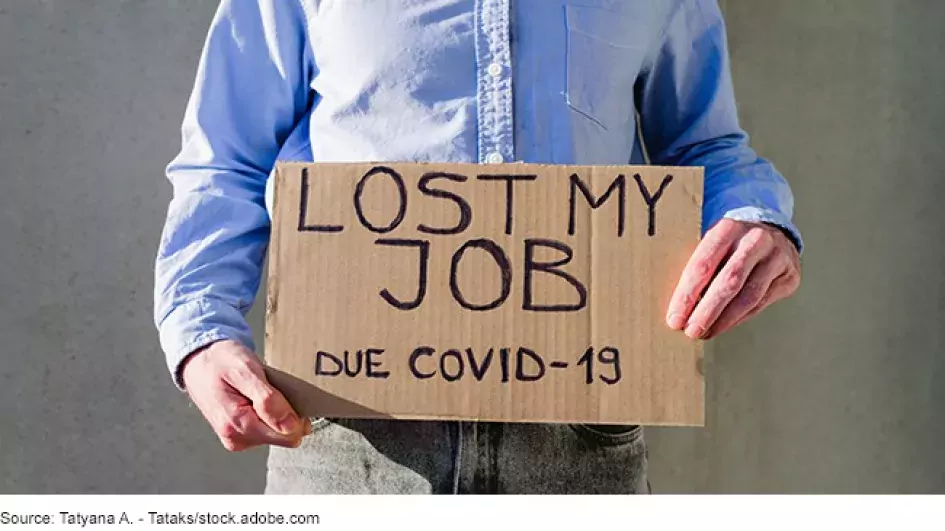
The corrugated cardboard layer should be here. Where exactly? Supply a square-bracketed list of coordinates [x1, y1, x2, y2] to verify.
[265, 162, 705, 426]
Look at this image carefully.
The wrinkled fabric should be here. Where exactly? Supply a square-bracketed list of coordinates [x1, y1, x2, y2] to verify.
[265, 418, 649, 494]
[154, 0, 802, 387]
[153, 0, 801, 494]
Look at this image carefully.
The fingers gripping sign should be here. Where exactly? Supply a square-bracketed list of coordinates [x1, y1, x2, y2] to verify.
[666, 219, 801, 340]
[182, 340, 312, 452]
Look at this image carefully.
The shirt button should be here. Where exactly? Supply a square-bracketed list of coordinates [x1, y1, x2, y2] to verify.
[487, 62, 502, 77]
[486, 152, 504, 164]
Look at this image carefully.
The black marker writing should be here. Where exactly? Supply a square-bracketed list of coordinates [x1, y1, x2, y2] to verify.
[523, 239, 587, 312]
[515, 347, 545, 382]
[417, 172, 472, 235]
[476, 174, 538, 235]
[576, 346, 621, 385]
[569, 172, 626, 237]
[316, 345, 620, 385]
[403, 346, 521, 383]
[315, 350, 342, 376]
[354, 166, 408, 233]
[633, 173, 673, 237]
[449, 238, 512, 311]
[314, 349, 388, 379]
[298, 167, 344, 232]
[375, 238, 430, 310]
[440, 349, 465, 382]
[409, 346, 436, 379]
[365, 348, 390, 379]
[467, 347, 494, 381]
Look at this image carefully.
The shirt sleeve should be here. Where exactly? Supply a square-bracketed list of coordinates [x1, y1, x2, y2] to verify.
[153, 0, 314, 389]
[634, 0, 804, 253]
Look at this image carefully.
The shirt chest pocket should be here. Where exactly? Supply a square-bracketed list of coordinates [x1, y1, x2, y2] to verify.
[563, 4, 651, 133]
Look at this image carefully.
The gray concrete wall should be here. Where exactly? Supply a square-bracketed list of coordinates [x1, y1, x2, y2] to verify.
[1, 0, 942, 494]
[0, 0, 267, 494]
[646, 0, 945, 493]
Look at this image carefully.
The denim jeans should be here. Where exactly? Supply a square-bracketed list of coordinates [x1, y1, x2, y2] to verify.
[264, 418, 650, 494]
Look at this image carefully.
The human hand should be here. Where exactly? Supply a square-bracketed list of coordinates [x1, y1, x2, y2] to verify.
[180, 339, 311, 451]
[666, 219, 801, 340]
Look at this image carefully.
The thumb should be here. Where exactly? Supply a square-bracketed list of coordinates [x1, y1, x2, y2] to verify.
[225, 363, 304, 436]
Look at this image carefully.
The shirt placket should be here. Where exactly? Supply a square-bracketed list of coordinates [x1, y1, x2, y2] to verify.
[475, 0, 514, 164]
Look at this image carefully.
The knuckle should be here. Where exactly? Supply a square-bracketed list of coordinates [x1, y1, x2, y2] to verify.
[743, 229, 765, 248]
[258, 386, 278, 403]
[788, 276, 801, 292]
[694, 259, 714, 278]
[727, 261, 748, 282]
[238, 357, 259, 373]
[782, 269, 801, 289]
[722, 274, 745, 298]
[218, 422, 243, 442]
[227, 361, 257, 383]
[715, 218, 735, 229]
[757, 227, 775, 245]
[779, 250, 797, 267]
[754, 226, 775, 244]
[258, 388, 282, 412]
[791, 267, 803, 283]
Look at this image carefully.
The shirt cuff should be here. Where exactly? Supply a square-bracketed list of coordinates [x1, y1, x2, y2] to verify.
[157, 299, 257, 391]
[719, 206, 804, 255]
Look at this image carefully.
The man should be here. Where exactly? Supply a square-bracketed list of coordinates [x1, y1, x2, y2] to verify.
[154, 0, 802, 494]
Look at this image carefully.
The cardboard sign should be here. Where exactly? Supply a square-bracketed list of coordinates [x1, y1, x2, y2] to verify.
[264, 162, 705, 426]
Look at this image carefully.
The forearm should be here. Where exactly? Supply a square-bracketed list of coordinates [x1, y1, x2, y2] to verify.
[635, 0, 803, 253]
[154, 172, 270, 389]
[669, 132, 803, 253]
[153, 0, 313, 389]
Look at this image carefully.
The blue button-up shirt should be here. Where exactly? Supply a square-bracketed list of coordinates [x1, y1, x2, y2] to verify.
[155, 0, 802, 387]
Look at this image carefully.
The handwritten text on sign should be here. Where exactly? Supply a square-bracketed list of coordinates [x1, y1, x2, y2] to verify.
[265, 162, 705, 425]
